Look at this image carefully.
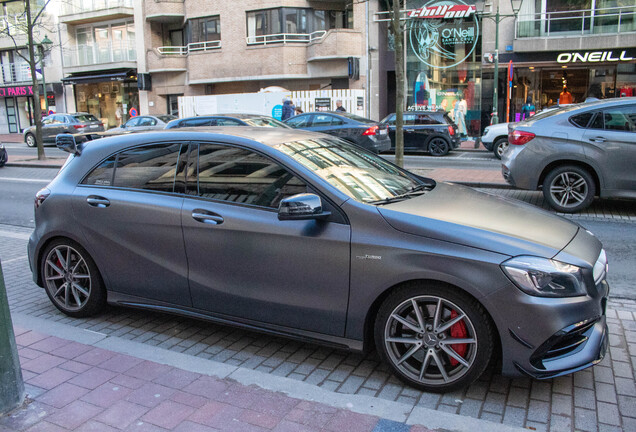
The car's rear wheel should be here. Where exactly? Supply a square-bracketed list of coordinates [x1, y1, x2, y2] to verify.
[40, 239, 106, 317]
[542, 165, 596, 213]
[375, 284, 494, 393]
[428, 138, 450, 156]
[493, 137, 508, 159]
[25, 133, 36, 147]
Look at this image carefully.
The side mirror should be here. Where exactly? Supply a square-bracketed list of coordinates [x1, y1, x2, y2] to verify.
[56, 134, 82, 156]
[278, 193, 331, 221]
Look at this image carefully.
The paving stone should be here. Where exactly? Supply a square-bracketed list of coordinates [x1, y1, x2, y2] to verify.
[574, 407, 598, 432]
[615, 376, 636, 396]
[502, 406, 525, 427]
[596, 401, 621, 426]
[617, 394, 636, 417]
[530, 381, 552, 402]
[506, 386, 529, 408]
[551, 393, 573, 416]
[550, 414, 572, 431]
[95, 400, 150, 430]
[46, 400, 103, 430]
[527, 399, 550, 423]
[479, 412, 502, 423]
[141, 400, 195, 429]
[574, 387, 596, 410]
[596, 382, 618, 404]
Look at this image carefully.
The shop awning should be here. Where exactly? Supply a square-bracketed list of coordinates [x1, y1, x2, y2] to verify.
[61, 71, 137, 85]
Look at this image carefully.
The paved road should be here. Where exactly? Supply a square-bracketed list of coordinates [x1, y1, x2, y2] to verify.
[2, 142, 67, 159]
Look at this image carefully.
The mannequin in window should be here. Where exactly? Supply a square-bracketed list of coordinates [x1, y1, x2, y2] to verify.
[559, 87, 573, 105]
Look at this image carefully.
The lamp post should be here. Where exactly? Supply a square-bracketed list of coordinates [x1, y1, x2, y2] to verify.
[475, 0, 522, 125]
[38, 35, 53, 115]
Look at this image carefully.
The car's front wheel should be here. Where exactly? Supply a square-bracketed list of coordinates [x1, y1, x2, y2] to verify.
[542, 165, 596, 213]
[25, 133, 36, 147]
[493, 137, 508, 159]
[428, 137, 450, 156]
[375, 284, 494, 393]
[40, 239, 106, 317]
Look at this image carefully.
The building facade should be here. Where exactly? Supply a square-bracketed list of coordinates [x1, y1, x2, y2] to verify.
[58, 0, 139, 129]
[0, 0, 64, 134]
[137, 0, 368, 117]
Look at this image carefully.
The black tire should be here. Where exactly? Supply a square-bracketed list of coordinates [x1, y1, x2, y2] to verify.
[40, 238, 106, 318]
[0, 149, 6, 167]
[428, 137, 450, 156]
[374, 283, 494, 393]
[542, 165, 596, 213]
[25, 133, 36, 148]
[493, 137, 508, 160]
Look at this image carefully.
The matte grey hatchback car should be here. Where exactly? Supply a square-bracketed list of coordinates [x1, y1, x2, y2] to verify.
[29, 128, 609, 392]
[502, 97, 636, 212]
[24, 113, 104, 146]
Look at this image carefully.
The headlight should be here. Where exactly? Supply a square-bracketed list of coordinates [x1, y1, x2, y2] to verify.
[483, 127, 490, 136]
[502, 256, 587, 297]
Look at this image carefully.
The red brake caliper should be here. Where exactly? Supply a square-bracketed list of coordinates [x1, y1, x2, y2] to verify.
[448, 310, 468, 366]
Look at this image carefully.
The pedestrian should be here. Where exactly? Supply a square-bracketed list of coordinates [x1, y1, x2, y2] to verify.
[281, 98, 295, 121]
[520, 97, 535, 120]
[335, 100, 346, 112]
[456, 96, 467, 138]
[295, 106, 304, 115]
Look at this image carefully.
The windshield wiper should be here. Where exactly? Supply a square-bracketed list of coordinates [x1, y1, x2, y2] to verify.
[367, 183, 432, 205]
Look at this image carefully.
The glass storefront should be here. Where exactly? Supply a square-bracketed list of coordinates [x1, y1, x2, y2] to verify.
[405, 0, 482, 137]
[508, 63, 635, 122]
[74, 80, 139, 129]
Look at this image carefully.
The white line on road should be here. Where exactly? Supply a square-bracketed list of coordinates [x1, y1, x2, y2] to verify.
[0, 177, 50, 183]
[2, 255, 28, 263]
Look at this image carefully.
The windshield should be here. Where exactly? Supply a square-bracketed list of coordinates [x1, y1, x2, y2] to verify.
[275, 137, 431, 203]
[243, 117, 291, 128]
[73, 114, 99, 122]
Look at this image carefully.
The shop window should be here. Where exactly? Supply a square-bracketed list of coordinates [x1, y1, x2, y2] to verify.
[189, 15, 221, 43]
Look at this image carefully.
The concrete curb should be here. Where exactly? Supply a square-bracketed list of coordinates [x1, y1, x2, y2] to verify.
[12, 312, 526, 432]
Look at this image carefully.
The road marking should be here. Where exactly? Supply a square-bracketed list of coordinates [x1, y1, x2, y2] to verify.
[0, 230, 30, 240]
[0, 177, 50, 183]
[2, 255, 28, 263]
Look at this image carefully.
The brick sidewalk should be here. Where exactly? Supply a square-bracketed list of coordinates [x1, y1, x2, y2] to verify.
[1, 326, 434, 432]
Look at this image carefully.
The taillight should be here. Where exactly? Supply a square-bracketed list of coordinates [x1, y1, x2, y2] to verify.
[363, 125, 379, 136]
[508, 130, 535, 145]
[73, 124, 86, 129]
[448, 125, 455, 136]
[35, 188, 51, 209]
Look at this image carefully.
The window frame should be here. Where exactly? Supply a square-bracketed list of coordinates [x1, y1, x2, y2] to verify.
[188, 15, 221, 44]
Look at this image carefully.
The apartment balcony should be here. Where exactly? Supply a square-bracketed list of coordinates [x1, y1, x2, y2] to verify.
[307, 29, 363, 62]
[147, 48, 187, 73]
[146, 0, 185, 24]
[0, 62, 35, 86]
[0, 14, 28, 48]
[62, 42, 136, 74]
[59, 0, 134, 25]
[514, 6, 636, 52]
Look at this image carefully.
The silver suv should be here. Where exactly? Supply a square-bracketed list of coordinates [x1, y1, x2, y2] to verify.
[24, 113, 104, 146]
[502, 98, 636, 212]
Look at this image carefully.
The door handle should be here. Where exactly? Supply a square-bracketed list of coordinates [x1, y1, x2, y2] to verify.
[192, 211, 224, 225]
[86, 196, 110, 208]
[589, 137, 607, 143]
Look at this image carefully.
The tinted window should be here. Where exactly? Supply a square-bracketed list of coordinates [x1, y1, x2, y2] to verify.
[112, 143, 183, 192]
[73, 114, 99, 122]
[53, 115, 68, 123]
[216, 118, 243, 126]
[125, 117, 141, 128]
[137, 117, 157, 126]
[285, 115, 311, 128]
[589, 113, 604, 130]
[569, 112, 594, 128]
[603, 106, 636, 132]
[313, 114, 337, 126]
[157, 115, 177, 123]
[414, 114, 439, 125]
[184, 118, 215, 127]
[243, 117, 290, 128]
[190, 144, 307, 208]
[83, 156, 116, 186]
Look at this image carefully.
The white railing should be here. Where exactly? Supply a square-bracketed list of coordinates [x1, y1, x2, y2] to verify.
[156, 40, 221, 56]
[516, 6, 636, 38]
[246, 31, 326, 45]
[62, 0, 134, 16]
[0, 62, 34, 85]
[63, 42, 137, 67]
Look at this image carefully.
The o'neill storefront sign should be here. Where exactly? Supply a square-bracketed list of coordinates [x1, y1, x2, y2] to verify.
[0, 85, 34, 97]
[407, 1, 479, 69]
[557, 50, 634, 64]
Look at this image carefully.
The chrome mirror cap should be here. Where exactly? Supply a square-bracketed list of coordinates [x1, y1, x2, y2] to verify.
[278, 193, 331, 221]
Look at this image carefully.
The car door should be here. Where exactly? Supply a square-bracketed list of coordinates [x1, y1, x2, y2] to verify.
[307, 113, 338, 136]
[582, 104, 636, 193]
[72, 142, 191, 306]
[121, 117, 141, 133]
[41, 115, 61, 142]
[284, 114, 312, 129]
[180, 142, 351, 336]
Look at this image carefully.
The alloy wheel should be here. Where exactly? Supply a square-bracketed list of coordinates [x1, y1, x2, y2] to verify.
[26, 134, 36, 147]
[428, 138, 449, 156]
[43, 245, 92, 312]
[548, 171, 589, 209]
[383, 295, 478, 387]
[495, 140, 508, 159]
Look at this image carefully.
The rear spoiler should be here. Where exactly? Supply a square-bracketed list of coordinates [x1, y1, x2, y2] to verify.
[56, 134, 82, 156]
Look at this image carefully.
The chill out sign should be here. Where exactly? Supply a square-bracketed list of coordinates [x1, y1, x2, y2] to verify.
[0, 85, 34, 97]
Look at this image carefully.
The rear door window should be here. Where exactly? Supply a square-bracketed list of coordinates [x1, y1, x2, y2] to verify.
[73, 114, 99, 122]
[187, 143, 307, 208]
[312, 114, 337, 126]
[184, 118, 216, 127]
[285, 115, 311, 128]
[569, 112, 594, 128]
[603, 106, 636, 132]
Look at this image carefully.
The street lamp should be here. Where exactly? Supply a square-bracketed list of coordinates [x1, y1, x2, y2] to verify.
[38, 35, 53, 115]
[475, 0, 523, 124]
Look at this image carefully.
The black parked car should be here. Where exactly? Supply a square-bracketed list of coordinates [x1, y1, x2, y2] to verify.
[165, 114, 290, 129]
[284, 111, 391, 154]
[379, 111, 459, 156]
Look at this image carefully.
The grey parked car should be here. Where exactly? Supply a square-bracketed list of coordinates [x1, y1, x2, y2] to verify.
[102, 115, 177, 136]
[502, 98, 636, 212]
[24, 113, 104, 146]
[29, 128, 608, 392]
